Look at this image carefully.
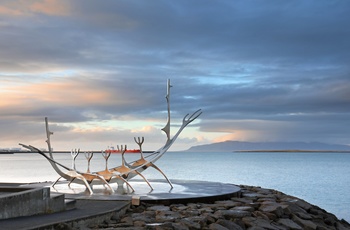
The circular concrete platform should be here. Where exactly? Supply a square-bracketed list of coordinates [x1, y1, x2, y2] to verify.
[49, 179, 241, 204]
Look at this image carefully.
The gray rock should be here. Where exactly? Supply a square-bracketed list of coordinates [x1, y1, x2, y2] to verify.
[252, 210, 270, 220]
[156, 210, 181, 222]
[181, 209, 200, 216]
[133, 220, 145, 227]
[295, 199, 312, 211]
[209, 223, 229, 230]
[241, 192, 261, 199]
[131, 212, 155, 223]
[215, 209, 251, 219]
[215, 200, 242, 209]
[198, 207, 214, 213]
[170, 203, 187, 210]
[174, 207, 190, 212]
[145, 222, 174, 229]
[336, 222, 350, 230]
[105, 227, 143, 230]
[247, 227, 267, 230]
[202, 213, 218, 224]
[172, 222, 190, 230]
[232, 206, 255, 212]
[277, 218, 303, 230]
[179, 218, 201, 230]
[264, 212, 278, 221]
[259, 202, 285, 217]
[231, 197, 255, 204]
[216, 219, 244, 230]
[147, 205, 171, 212]
[242, 217, 278, 230]
[182, 216, 208, 228]
[295, 210, 313, 220]
[242, 217, 279, 230]
[120, 216, 133, 225]
[111, 222, 135, 228]
[282, 202, 308, 216]
[257, 197, 277, 202]
[254, 188, 275, 195]
[292, 214, 317, 230]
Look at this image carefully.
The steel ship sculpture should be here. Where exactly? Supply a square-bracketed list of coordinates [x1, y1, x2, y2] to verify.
[20, 80, 202, 194]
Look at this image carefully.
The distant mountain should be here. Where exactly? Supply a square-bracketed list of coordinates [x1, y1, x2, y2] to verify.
[186, 141, 350, 152]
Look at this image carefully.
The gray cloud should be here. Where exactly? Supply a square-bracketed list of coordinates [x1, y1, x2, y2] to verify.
[1, 0, 350, 149]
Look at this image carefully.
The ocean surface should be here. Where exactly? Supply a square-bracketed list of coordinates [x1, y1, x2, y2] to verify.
[0, 151, 349, 221]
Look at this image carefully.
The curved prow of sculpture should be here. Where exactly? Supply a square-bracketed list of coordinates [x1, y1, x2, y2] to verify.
[19, 143, 115, 195]
[19, 143, 72, 171]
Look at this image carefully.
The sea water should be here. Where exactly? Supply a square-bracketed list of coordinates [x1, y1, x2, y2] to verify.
[0, 151, 349, 221]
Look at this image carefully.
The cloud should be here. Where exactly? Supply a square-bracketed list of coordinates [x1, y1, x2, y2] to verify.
[0, 0, 71, 17]
[1, 1, 350, 150]
[29, 0, 71, 16]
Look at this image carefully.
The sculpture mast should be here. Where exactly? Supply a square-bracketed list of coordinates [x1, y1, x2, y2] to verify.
[44, 117, 70, 179]
[161, 79, 172, 142]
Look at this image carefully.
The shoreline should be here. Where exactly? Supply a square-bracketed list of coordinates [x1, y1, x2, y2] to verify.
[88, 185, 350, 229]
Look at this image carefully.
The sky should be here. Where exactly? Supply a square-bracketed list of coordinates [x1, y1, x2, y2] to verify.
[0, 0, 349, 151]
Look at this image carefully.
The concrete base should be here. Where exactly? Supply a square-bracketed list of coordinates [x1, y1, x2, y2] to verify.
[0, 186, 65, 220]
[50, 179, 241, 205]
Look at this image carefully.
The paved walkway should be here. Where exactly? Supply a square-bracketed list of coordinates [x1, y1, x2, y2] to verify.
[0, 200, 129, 230]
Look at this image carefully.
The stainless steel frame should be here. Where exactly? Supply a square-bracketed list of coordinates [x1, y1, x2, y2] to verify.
[20, 80, 202, 194]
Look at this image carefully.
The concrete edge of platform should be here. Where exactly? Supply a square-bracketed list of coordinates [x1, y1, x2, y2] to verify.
[33, 200, 131, 230]
[0, 199, 130, 230]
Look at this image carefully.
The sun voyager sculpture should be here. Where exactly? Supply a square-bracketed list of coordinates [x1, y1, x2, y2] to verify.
[20, 80, 202, 195]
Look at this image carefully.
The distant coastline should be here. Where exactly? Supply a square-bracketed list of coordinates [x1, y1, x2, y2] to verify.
[234, 149, 350, 153]
[0, 150, 155, 154]
[187, 141, 350, 152]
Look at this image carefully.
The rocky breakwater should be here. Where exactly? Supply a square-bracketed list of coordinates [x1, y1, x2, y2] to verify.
[94, 185, 350, 230]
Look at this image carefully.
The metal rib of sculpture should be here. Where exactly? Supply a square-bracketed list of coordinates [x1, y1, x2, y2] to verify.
[85, 151, 93, 173]
[124, 136, 173, 188]
[20, 80, 202, 194]
[109, 144, 154, 191]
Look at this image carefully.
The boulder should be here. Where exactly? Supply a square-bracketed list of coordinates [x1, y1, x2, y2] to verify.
[147, 205, 170, 212]
[215, 209, 251, 219]
[242, 217, 280, 230]
[216, 219, 243, 230]
[209, 223, 229, 230]
[259, 202, 285, 217]
[277, 218, 303, 230]
[292, 214, 318, 230]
